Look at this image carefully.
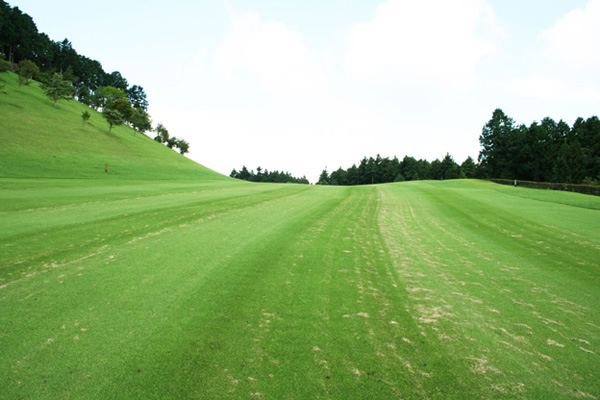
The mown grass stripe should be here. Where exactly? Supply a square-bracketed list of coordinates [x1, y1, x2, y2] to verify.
[1, 179, 598, 399]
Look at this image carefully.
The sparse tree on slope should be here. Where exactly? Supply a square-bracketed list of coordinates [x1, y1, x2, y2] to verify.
[176, 138, 189, 155]
[154, 123, 169, 143]
[130, 108, 152, 135]
[81, 110, 90, 130]
[17, 59, 38, 90]
[42, 72, 74, 107]
[93, 86, 125, 110]
[154, 123, 169, 144]
[127, 85, 148, 110]
[109, 96, 133, 121]
[102, 108, 123, 135]
[165, 136, 177, 149]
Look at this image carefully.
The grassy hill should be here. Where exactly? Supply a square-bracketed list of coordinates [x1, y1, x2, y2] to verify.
[1, 70, 599, 399]
[0, 72, 225, 180]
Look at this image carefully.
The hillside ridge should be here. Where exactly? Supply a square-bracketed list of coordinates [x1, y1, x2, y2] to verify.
[0, 72, 226, 180]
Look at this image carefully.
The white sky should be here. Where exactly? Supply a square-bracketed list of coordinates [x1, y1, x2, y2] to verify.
[12, 0, 600, 182]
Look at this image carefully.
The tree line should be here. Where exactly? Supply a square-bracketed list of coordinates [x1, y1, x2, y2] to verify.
[478, 109, 599, 185]
[316, 153, 475, 185]
[0, 1, 190, 155]
[316, 109, 599, 186]
[230, 166, 309, 184]
[0, 2, 145, 108]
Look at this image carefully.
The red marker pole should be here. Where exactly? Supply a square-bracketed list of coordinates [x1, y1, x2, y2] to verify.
[105, 163, 108, 173]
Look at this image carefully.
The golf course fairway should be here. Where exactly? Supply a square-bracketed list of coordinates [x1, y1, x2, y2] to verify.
[1, 177, 598, 399]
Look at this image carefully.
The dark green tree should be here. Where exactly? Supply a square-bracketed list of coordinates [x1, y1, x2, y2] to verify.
[401, 156, 419, 181]
[440, 153, 460, 180]
[176, 138, 189, 155]
[0, 3, 38, 64]
[255, 166, 264, 182]
[129, 108, 152, 135]
[552, 140, 585, 183]
[154, 123, 169, 143]
[165, 136, 177, 149]
[416, 159, 432, 180]
[430, 158, 443, 180]
[357, 158, 369, 184]
[0, 53, 10, 72]
[103, 71, 128, 90]
[330, 167, 347, 185]
[478, 108, 516, 179]
[346, 164, 359, 185]
[572, 116, 600, 182]
[127, 85, 148, 110]
[75, 85, 92, 105]
[381, 156, 401, 182]
[460, 156, 477, 178]
[239, 166, 251, 180]
[317, 168, 330, 185]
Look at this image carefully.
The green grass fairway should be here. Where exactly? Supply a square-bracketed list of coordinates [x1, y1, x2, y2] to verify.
[1, 178, 598, 399]
[1, 71, 599, 398]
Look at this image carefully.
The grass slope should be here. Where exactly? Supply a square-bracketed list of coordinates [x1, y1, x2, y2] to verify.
[1, 178, 598, 399]
[1, 71, 599, 399]
[0, 72, 224, 180]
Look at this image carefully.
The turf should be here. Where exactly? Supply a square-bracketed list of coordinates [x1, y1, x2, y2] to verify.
[1, 179, 598, 399]
[1, 72, 599, 399]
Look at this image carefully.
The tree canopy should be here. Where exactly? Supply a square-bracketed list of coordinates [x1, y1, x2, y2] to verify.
[478, 109, 599, 184]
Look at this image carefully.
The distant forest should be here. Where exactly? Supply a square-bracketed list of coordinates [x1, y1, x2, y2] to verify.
[314, 109, 599, 186]
[230, 166, 309, 184]
[316, 153, 473, 185]
[0, 1, 189, 153]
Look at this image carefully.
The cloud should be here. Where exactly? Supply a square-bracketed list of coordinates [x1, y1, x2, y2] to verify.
[501, 0, 600, 104]
[177, 3, 502, 182]
[538, 0, 600, 72]
[213, 8, 327, 95]
[344, 0, 503, 91]
[500, 75, 599, 102]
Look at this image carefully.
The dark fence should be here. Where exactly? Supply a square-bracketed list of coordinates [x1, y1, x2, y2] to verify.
[488, 179, 600, 196]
